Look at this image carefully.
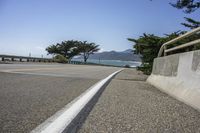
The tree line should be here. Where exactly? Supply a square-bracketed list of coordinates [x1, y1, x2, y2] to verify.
[128, 0, 200, 74]
[46, 40, 100, 63]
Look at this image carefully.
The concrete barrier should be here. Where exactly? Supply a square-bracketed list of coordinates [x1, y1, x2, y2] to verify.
[147, 50, 200, 111]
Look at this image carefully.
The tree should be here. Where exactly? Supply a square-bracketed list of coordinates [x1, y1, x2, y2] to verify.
[150, 0, 200, 29]
[133, 0, 200, 74]
[46, 43, 60, 55]
[46, 40, 100, 63]
[181, 17, 200, 29]
[170, 0, 200, 13]
[170, 0, 200, 29]
[169, 0, 200, 50]
[128, 34, 163, 74]
[78, 41, 100, 63]
[58, 40, 79, 60]
[46, 40, 78, 61]
[128, 32, 182, 74]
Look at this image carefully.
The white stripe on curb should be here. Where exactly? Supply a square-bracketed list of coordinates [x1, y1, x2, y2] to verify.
[31, 69, 123, 133]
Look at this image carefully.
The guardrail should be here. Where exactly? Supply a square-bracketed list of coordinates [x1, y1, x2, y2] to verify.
[158, 27, 200, 57]
[0, 55, 99, 65]
[0, 54, 53, 62]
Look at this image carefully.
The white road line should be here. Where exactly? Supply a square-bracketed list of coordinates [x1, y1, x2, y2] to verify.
[31, 69, 123, 133]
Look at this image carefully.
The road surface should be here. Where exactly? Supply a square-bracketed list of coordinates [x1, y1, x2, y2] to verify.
[0, 63, 120, 132]
[79, 69, 200, 133]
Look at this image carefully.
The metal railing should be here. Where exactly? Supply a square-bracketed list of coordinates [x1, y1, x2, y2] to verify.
[0, 54, 53, 62]
[158, 27, 200, 57]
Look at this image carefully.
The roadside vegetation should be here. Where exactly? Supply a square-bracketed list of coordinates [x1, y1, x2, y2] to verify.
[46, 40, 99, 63]
[53, 54, 68, 63]
[128, 0, 200, 75]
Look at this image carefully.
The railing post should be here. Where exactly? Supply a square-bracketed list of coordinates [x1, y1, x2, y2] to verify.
[164, 46, 167, 56]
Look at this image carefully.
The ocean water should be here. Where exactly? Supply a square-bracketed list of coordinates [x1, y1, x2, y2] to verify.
[72, 59, 141, 67]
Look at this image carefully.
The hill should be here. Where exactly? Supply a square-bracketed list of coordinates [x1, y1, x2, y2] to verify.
[75, 49, 141, 61]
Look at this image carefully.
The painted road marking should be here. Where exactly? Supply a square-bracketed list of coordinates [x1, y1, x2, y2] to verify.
[31, 69, 123, 133]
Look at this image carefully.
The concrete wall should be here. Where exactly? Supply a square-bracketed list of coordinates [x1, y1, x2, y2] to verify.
[147, 50, 200, 111]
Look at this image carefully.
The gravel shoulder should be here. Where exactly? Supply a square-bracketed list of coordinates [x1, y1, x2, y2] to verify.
[79, 69, 200, 133]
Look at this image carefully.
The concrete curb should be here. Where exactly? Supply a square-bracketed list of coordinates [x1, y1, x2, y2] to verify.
[148, 50, 200, 111]
[31, 69, 123, 133]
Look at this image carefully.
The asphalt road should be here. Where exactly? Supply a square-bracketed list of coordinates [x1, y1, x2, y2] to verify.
[0, 63, 120, 79]
[79, 69, 200, 133]
[0, 63, 120, 132]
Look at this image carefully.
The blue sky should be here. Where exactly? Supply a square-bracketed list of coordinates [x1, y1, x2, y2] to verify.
[0, 0, 199, 57]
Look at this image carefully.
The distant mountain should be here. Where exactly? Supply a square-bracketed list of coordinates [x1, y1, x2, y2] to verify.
[75, 49, 141, 61]
[119, 49, 133, 53]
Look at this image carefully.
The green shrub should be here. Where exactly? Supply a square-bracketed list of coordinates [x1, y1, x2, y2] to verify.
[53, 54, 67, 63]
[137, 63, 152, 75]
[128, 32, 184, 75]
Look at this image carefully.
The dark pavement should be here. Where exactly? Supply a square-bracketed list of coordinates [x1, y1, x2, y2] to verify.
[0, 63, 120, 132]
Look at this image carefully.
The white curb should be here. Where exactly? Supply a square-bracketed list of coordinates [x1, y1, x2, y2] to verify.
[31, 69, 123, 133]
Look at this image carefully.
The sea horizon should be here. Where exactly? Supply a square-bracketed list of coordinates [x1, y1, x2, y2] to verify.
[72, 58, 141, 67]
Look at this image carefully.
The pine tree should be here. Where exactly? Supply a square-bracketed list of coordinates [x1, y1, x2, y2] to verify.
[181, 17, 200, 29]
[127, 32, 181, 74]
[170, 0, 200, 13]
[170, 0, 200, 29]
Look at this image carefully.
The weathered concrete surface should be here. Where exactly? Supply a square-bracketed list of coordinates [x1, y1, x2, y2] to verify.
[0, 63, 120, 132]
[79, 69, 200, 133]
[148, 50, 200, 111]
[192, 50, 200, 72]
[152, 54, 179, 76]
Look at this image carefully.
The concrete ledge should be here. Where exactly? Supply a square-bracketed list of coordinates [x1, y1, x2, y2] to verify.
[147, 50, 200, 111]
